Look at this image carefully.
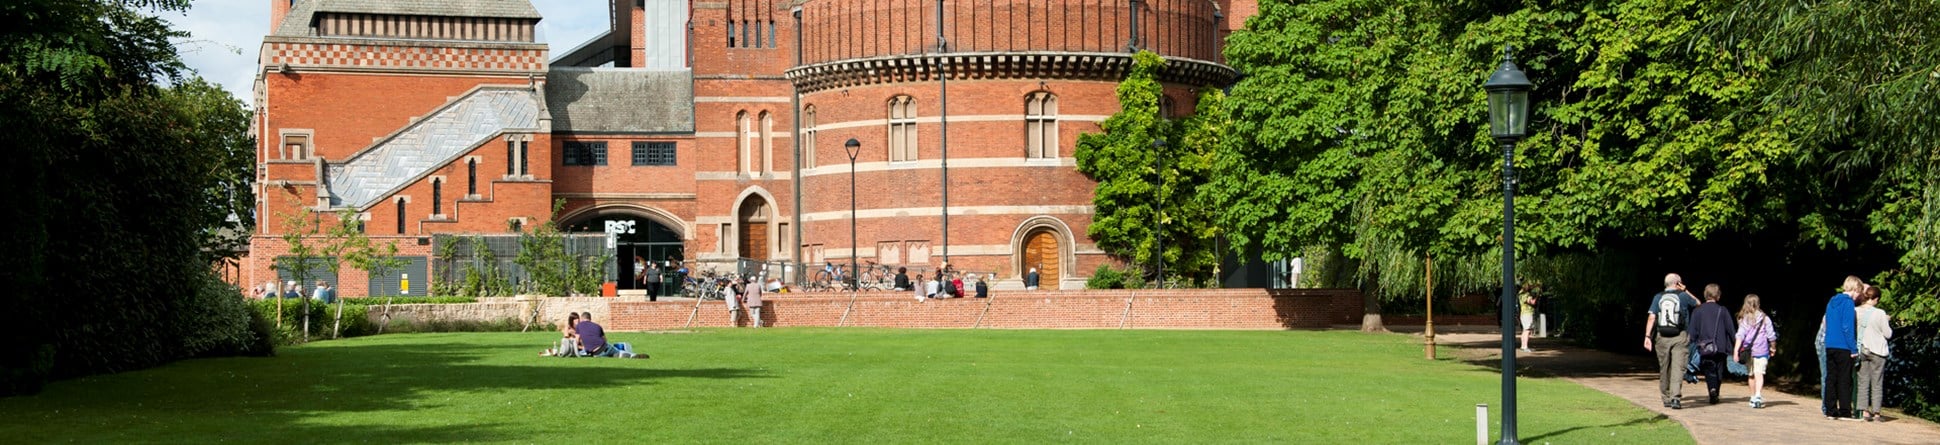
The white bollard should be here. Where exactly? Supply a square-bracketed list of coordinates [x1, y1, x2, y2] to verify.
[1538, 313, 1549, 338]
[1476, 404, 1489, 445]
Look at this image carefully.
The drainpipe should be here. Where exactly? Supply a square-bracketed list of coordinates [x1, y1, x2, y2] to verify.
[937, 0, 950, 263]
[1128, 0, 1141, 52]
[791, 6, 805, 285]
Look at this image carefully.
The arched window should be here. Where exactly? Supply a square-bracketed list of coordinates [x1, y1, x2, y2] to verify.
[1026, 92, 1059, 159]
[801, 105, 817, 168]
[431, 179, 443, 215]
[395, 197, 407, 234]
[1159, 95, 1177, 120]
[887, 96, 917, 161]
[467, 159, 477, 195]
[737, 111, 753, 174]
[759, 111, 773, 174]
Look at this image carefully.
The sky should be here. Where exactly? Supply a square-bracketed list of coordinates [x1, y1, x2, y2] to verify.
[169, 0, 610, 103]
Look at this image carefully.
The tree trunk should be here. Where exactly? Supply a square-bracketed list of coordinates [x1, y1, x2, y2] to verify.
[331, 297, 344, 339]
[1361, 289, 1388, 332]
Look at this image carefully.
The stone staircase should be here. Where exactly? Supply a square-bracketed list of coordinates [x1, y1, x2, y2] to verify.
[325, 87, 541, 209]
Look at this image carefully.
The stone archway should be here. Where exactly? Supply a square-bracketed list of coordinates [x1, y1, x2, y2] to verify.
[736, 195, 772, 261]
[559, 205, 686, 289]
[1010, 216, 1075, 290]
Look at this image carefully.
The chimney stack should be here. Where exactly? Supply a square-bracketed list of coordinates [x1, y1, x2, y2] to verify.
[269, 0, 292, 32]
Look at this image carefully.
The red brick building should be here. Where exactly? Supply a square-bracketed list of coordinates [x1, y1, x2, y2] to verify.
[244, 0, 1249, 296]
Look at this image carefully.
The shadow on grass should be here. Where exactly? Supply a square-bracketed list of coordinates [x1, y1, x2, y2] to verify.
[1, 339, 766, 443]
[1444, 336, 1660, 380]
[1523, 413, 1674, 442]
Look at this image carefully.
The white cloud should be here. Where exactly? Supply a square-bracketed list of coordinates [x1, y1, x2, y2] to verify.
[172, 0, 610, 103]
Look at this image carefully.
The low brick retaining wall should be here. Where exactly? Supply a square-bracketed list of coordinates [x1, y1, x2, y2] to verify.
[368, 289, 1364, 332]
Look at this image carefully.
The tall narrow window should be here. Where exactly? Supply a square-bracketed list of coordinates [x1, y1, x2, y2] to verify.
[768, 21, 777, 48]
[1159, 95, 1177, 120]
[759, 111, 773, 174]
[1026, 92, 1060, 159]
[467, 159, 477, 195]
[754, 19, 763, 49]
[737, 111, 753, 174]
[518, 141, 528, 175]
[506, 140, 516, 175]
[727, 21, 736, 47]
[802, 105, 818, 168]
[888, 96, 917, 162]
[431, 179, 443, 215]
[395, 198, 407, 234]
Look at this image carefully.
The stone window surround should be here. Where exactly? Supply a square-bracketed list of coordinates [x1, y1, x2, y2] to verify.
[280, 129, 314, 160]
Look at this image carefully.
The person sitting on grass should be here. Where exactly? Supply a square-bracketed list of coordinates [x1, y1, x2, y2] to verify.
[576, 313, 612, 357]
[541, 312, 582, 357]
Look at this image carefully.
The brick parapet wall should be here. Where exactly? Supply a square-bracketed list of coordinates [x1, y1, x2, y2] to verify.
[381, 289, 1362, 331]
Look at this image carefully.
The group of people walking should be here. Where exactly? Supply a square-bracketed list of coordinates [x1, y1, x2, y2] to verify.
[1646, 273, 1894, 420]
[1820, 276, 1896, 422]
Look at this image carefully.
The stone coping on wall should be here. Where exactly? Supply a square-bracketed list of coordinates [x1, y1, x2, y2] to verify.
[418, 289, 1363, 332]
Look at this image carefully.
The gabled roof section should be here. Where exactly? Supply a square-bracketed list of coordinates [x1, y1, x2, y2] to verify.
[273, 0, 541, 37]
[546, 68, 695, 134]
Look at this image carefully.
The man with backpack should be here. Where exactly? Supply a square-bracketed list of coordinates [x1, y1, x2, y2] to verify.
[1643, 273, 1700, 409]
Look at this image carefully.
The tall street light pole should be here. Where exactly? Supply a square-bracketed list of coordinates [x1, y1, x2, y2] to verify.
[1483, 46, 1532, 445]
[845, 138, 862, 293]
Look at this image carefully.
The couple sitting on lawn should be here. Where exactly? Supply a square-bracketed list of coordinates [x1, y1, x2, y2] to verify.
[541, 312, 645, 358]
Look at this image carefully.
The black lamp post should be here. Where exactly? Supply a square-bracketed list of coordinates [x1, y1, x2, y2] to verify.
[1483, 46, 1532, 445]
[1152, 138, 1166, 288]
[844, 138, 862, 292]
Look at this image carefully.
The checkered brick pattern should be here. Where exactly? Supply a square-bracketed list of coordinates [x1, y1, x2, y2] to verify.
[266, 42, 544, 71]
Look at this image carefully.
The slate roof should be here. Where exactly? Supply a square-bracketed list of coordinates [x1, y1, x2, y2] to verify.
[274, 0, 542, 37]
[545, 68, 695, 134]
[326, 87, 541, 209]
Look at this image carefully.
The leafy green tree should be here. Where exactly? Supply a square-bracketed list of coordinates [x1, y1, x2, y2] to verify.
[275, 205, 325, 341]
[1076, 51, 1224, 286]
[0, 0, 260, 393]
[325, 212, 405, 338]
[1211, 0, 1788, 330]
[1710, 0, 1940, 323]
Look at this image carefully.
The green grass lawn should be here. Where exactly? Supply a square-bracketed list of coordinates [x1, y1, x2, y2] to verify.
[0, 329, 1689, 444]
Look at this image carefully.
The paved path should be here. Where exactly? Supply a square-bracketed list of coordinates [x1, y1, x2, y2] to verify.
[1427, 331, 1939, 444]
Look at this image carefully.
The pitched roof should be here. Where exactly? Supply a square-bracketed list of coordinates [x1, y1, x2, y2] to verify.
[545, 68, 695, 134]
[273, 0, 542, 37]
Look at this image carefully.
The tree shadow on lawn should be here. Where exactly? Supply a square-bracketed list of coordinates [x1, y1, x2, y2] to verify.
[5, 340, 768, 443]
[1443, 336, 1659, 380]
[1522, 412, 1675, 442]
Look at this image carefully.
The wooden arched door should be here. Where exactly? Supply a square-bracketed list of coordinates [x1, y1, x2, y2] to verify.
[1022, 230, 1060, 290]
[737, 197, 770, 261]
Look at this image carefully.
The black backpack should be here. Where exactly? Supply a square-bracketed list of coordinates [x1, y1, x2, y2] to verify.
[1653, 291, 1686, 337]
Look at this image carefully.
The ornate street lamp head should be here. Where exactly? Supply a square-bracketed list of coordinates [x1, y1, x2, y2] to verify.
[1483, 46, 1533, 143]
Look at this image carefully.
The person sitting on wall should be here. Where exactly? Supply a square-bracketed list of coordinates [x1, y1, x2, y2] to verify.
[974, 274, 989, 298]
[1024, 267, 1041, 290]
[576, 313, 612, 357]
[894, 267, 912, 291]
